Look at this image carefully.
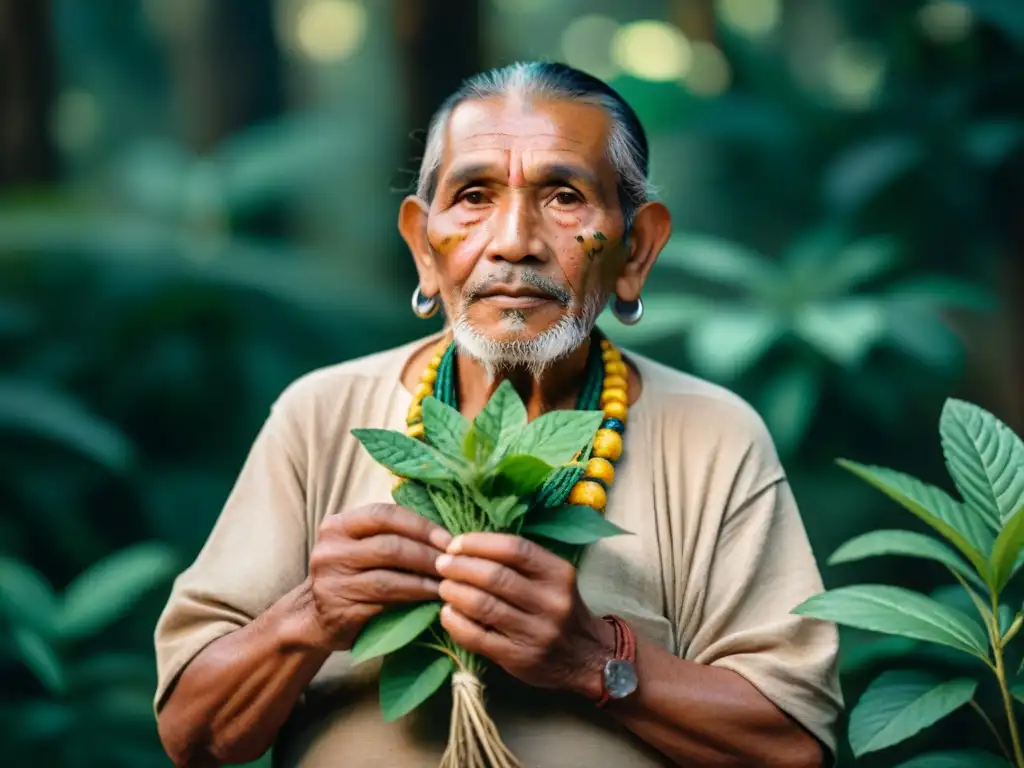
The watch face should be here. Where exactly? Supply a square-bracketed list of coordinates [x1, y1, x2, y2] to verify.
[604, 659, 639, 699]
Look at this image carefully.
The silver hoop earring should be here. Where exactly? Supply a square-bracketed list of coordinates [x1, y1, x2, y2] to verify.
[611, 296, 644, 326]
[411, 286, 440, 319]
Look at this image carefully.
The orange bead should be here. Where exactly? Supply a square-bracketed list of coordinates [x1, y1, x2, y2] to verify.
[592, 429, 623, 462]
[602, 375, 627, 392]
[605, 361, 627, 378]
[586, 457, 615, 485]
[604, 401, 628, 423]
[407, 423, 426, 439]
[600, 388, 627, 407]
[568, 480, 607, 510]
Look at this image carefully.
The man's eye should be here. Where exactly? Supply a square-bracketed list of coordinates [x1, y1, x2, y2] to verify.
[461, 190, 487, 205]
[554, 190, 582, 205]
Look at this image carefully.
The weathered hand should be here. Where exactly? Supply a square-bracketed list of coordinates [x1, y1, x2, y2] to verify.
[435, 533, 615, 699]
[305, 503, 453, 652]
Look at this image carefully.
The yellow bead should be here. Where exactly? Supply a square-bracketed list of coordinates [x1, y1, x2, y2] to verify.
[592, 429, 623, 462]
[600, 388, 628, 407]
[604, 401, 628, 422]
[600, 338, 612, 350]
[568, 480, 607, 510]
[421, 368, 437, 385]
[605, 361, 627, 378]
[428, 353, 444, 371]
[602, 348, 622, 364]
[413, 382, 433, 401]
[407, 423, 426, 439]
[586, 457, 615, 485]
[406, 404, 423, 424]
[602, 375, 627, 392]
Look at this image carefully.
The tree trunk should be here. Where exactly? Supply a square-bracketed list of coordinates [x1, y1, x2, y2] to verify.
[0, 0, 57, 186]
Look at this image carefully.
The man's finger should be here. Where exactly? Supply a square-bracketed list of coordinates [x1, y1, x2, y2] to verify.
[446, 533, 570, 580]
[440, 604, 515, 662]
[344, 503, 452, 550]
[344, 569, 441, 603]
[438, 579, 535, 638]
[435, 554, 541, 613]
[342, 534, 446, 577]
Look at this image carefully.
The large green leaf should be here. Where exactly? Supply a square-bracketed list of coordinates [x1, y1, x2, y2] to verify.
[848, 670, 977, 756]
[350, 602, 441, 662]
[420, 397, 469, 460]
[940, 399, 1024, 529]
[491, 454, 555, 496]
[837, 460, 993, 576]
[511, 410, 603, 465]
[392, 481, 445, 527]
[0, 380, 133, 472]
[895, 750, 1011, 768]
[828, 530, 984, 588]
[990, 505, 1024, 593]
[522, 504, 630, 545]
[58, 542, 178, 639]
[658, 233, 780, 293]
[0, 557, 57, 636]
[351, 429, 456, 483]
[687, 309, 784, 380]
[378, 642, 453, 722]
[471, 380, 527, 459]
[793, 299, 887, 367]
[793, 585, 989, 659]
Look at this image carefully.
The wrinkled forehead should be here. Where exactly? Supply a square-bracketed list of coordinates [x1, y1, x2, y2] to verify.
[437, 97, 616, 184]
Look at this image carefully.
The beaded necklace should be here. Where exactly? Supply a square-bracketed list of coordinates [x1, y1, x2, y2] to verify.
[405, 332, 629, 516]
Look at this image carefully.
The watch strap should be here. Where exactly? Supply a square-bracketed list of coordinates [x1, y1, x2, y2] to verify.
[596, 614, 636, 708]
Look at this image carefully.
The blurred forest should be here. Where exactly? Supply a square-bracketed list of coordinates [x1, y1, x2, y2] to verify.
[0, 1, 1022, 766]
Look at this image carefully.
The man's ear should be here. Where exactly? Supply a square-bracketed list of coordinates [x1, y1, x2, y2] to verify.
[398, 195, 439, 296]
[614, 201, 672, 302]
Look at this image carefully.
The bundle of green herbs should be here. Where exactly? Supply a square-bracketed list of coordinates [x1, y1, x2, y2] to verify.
[350, 380, 628, 768]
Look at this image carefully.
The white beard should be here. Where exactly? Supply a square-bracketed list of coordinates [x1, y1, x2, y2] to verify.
[451, 292, 605, 380]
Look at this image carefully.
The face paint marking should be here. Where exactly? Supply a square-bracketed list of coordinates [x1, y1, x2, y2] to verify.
[575, 235, 585, 243]
[594, 232, 607, 241]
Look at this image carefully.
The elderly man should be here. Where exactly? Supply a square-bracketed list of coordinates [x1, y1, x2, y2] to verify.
[154, 62, 841, 767]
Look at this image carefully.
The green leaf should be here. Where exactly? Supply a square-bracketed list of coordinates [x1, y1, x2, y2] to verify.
[658, 233, 780, 293]
[687, 309, 784, 380]
[755, 362, 821, 457]
[58, 542, 177, 639]
[990, 505, 1024, 592]
[848, 670, 977, 756]
[492, 454, 554, 496]
[895, 751, 1012, 768]
[483, 495, 530, 529]
[828, 530, 984, 589]
[352, 429, 456, 483]
[472, 380, 528, 459]
[392, 481, 444, 526]
[522, 504, 630, 545]
[464, 423, 496, 467]
[793, 585, 989, 659]
[0, 557, 57, 635]
[0, 380, 133, 472]
[1011, 684, 1024, 705]
[350, 602, 441, 662]
[793, 299, 887, 367]
[837, 460, 993, 577]
[818, 236, 899, 296]
[379, 642, 453, 722]
[512, 410, 604, 465]
[12, 628, 65, 693]
[421, 397, 470, 459]
[940, 399, 1024, 529]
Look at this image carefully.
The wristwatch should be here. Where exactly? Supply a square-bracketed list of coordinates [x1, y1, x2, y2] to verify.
[596, 614, 639, 707]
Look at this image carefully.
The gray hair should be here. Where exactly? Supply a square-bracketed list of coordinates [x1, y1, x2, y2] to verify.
[414, 61, 654, 229]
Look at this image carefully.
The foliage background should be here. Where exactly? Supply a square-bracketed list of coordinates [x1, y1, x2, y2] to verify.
[0, 1, 1022, 766]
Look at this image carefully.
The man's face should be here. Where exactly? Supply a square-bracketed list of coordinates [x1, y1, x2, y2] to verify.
[408, 96, 631, 371]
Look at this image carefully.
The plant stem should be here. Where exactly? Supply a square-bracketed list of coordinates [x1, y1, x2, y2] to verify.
[971, 698, 1013, 762]
[991, 595, 1024, 768]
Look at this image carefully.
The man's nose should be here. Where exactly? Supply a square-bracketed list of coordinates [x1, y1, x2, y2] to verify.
[483, 193, 547, 264]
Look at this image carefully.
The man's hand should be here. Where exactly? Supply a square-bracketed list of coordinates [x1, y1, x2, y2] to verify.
[304, 503, 453, 651]
[435, 533, 614, 699]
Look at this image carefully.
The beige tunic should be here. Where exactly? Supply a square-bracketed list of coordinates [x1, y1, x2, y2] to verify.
[153, 334, 842, 767]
